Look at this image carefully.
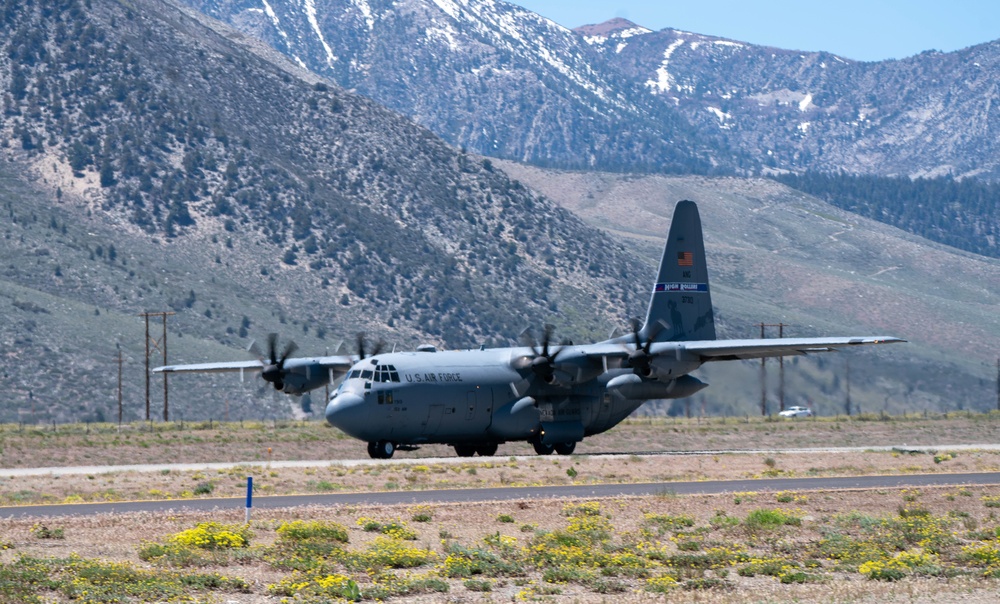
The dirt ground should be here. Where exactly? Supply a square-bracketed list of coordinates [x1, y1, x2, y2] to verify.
[4, 486, 1000, 603]
[2, 415, 1000, 602]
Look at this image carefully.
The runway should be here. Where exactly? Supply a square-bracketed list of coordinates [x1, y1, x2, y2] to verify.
[4, 444, 997, 478]
[3, 471, 999, 519]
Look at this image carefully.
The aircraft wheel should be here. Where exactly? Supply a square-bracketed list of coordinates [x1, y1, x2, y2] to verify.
[454, 444, 477, 457]
[554, 442, 577, 456]
[532, 441, 554, 455]
[371, 440, 395, 459]
[476, 443, 498, 457]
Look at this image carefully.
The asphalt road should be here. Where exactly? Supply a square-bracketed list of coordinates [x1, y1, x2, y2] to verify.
[3, 472, 999, 519]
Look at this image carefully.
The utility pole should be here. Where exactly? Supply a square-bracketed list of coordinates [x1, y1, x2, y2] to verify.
[139, 312, 174, 421]
[845, 357, 852, 416]
[755, 323, 788, 415]
[115, 343, 124, 426]
[778, 323, 786, 412]
[758, 323, 767, 416]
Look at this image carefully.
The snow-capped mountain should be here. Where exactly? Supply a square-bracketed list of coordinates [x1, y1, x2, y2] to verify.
[588, 21, 1000, 179]
[181, 0, 731, 173]
[185, 0, 1000, 179]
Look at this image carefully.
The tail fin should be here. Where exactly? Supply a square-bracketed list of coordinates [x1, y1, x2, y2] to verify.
[640, 200, 716, 342]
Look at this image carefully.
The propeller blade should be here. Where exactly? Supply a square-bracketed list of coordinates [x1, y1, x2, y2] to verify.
[356, 333, 385, 360]
[279, 340, 298, 366]
[266, 333, 278, 364]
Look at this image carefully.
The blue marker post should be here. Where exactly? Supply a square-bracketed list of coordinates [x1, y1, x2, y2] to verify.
[245, 476, 253, 523]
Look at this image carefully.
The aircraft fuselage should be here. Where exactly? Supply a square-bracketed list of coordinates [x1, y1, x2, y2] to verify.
[323, 347, 653, 456]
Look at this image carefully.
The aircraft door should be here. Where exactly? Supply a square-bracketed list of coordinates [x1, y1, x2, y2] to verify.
[422, 404, 444, 436]
[464, 388, 492, 433]
[465, 392, 476, 420]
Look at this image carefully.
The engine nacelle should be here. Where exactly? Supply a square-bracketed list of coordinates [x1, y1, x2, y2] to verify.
[606, 373, 708, 400]
[648, 354, 703, 381]
[279, 362, 330, 395]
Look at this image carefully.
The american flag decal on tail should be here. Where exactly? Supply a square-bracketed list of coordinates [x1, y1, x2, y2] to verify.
[677, 251, 693, 266]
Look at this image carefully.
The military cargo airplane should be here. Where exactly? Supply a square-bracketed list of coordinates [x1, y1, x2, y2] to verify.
[156, 200, 904, 458]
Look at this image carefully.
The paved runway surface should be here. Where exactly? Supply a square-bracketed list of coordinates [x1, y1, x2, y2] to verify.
[3, 472, 999, 519]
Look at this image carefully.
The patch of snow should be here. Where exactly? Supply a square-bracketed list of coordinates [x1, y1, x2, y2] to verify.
[260, 0, 292, 47]
[689, 41, 700, 51]
[798, 93, 813, 112]
[305, 0, 338, 66]
[820, 62, 827, 68]
[430, 0, 462, 20]
[350, 0, 375, 30]
[615, 42, 628, 53]
[706, 106, 732, 128]
[618, 26, 652, 39]
[645, 38, 685, 93]
[427, 25, 461, 51]
[798, 121, 811, 133]
[583, 35, 607, 45]
[713, 40, 744, 48]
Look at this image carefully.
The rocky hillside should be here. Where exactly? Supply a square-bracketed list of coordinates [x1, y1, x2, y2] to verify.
[0, 0, 650, 422]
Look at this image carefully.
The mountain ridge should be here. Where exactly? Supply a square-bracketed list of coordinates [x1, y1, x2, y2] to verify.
[182, 0, 1000, 180]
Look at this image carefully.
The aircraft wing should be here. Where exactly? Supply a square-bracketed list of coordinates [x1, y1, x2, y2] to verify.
[668, 336, 906, 361]
[154, 354, 357, 395]
[580, 336, 904, 362]
[154, 359, 264, 374]
[154, 355, 355, 374]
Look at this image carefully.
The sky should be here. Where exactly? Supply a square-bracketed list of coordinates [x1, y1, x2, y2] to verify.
[510, 0, 999, 62]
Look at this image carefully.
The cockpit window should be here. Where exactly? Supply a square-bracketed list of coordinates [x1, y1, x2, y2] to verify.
[368, 364, 401, 383]
[349, 370, 361, 379]
[360, 370, 373, 380]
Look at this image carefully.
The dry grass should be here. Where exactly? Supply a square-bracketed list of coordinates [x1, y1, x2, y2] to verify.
[3, 415, 1000, 602]
[4, 487, 1000, 602]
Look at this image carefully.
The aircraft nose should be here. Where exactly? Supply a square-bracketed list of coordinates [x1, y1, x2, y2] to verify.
[324, 392, 368, 439]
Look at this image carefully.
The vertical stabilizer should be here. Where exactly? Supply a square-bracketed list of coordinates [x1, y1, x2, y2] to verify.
[641, 200, 716, 342]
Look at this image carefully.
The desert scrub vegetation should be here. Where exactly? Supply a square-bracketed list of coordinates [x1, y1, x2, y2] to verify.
[11, 489, 1000, 601]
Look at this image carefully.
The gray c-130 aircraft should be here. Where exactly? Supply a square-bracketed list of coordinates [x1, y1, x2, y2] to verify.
[156, 201, 904, 458]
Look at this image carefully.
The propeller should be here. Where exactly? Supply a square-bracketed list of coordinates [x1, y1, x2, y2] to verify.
[622, 319, 664, 377]
[518, 324, 568, 384]
[252, 332, 298, 391]
[355, 333, 385, 361]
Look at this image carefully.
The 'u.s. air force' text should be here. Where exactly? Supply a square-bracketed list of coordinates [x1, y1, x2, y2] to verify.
[404, 373, 463, 383]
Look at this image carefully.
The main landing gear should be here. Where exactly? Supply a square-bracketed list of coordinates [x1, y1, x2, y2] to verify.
[532, 440, 576, 456]
[367, 440, 395, 459]
[453, 442, 499, 457]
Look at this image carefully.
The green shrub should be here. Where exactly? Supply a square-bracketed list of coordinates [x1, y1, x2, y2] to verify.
[276, 520, 348, 544]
